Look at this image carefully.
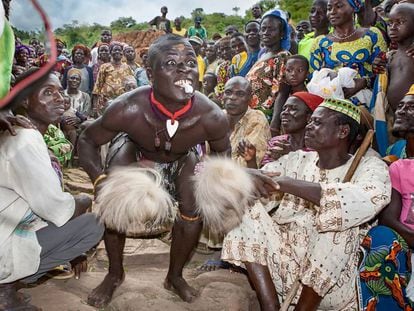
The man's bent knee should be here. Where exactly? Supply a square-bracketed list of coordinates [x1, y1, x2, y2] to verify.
[78, 213, 105, 244]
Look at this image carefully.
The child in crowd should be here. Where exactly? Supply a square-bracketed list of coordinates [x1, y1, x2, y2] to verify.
[270, 55, 309, 136]
[61, 96, 78, 148]
[202, 72, 220, 107]
[229, 33, 249, 77]
[122, 75, 138, 93]
[386, 3, 414, 121]
[285, 54, 309, 93]
[136, 48, 150, 87]
[61, 95, 88, 151]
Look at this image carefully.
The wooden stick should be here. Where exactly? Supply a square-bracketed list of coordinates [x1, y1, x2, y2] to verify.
[279, 129, 374, 311]
[343, 130, 374, 183]
[280, 280, 301, 311]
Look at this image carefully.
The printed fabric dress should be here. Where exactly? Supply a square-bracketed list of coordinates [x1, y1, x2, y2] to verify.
[214, 60, 231, 102]
[246, 50, 290, 121]
[43, 124, 73, 167]
[309, 27, 387, 106]
[92, 62, 133, 116]
[358, 159, 414, 310]
[359, 226, 412, 311]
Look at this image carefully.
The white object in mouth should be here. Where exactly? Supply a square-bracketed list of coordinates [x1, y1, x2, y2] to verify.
[174, 79, 194, 94]
[184, 83, 193, 94]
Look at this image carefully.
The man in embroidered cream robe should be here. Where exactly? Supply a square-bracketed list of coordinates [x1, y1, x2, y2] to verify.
[222, 98, 391, 310]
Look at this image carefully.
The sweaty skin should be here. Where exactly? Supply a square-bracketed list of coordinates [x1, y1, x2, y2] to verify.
[386, 4, 414, 112]
[79, 38, 230, 307]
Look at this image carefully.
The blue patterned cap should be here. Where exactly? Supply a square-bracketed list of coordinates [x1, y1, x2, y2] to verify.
[261, 9, 291, 51]
[347, 0, 365, 12]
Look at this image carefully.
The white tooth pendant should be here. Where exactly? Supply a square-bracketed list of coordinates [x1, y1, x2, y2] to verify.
[166, 119, 179, 138]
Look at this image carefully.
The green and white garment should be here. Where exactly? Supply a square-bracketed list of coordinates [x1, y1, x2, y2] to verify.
[0, 5, 14, 100]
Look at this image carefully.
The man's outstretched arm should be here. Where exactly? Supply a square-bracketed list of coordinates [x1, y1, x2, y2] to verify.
[205, 109, 231, 156]
[78, 101, 128, 182]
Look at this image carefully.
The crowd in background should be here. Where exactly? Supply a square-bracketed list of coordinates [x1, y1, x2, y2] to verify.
[3, 0, 414, 309]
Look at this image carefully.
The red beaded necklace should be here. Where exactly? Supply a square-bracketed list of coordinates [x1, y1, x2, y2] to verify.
[150, 91, 192, 123]
[150, 91, 192, 138]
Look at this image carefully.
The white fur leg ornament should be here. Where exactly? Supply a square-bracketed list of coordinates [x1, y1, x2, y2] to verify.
[193, 157, 254, 235]
[94, 167, 174, 233]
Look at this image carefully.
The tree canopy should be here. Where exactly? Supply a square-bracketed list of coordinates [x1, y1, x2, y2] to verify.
[14, 0, 312, 50]
[279, 0, 312, 22]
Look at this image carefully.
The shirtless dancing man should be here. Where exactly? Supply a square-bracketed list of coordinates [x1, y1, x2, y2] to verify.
[78, 35, 230, 308]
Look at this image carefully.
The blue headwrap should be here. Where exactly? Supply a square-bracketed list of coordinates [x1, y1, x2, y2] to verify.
[347, 0, 364, 12]
[261, 9, 291, 51]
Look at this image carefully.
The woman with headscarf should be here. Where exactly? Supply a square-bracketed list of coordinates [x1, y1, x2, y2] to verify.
[309, 0, 387, 107]
[14, 45, 32, 70]
[92, 43, 110, 82]
[245, 9, 291, 121]
[62, 44, 94, 95]
[239, 92, 324, 169]
[64, 68, 91, 117]
[92, 42, 133, 117]
[242, 20, 261, 76]
[12, 45, 34, 79]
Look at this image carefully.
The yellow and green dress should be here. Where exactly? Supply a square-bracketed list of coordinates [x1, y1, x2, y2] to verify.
[230, 51, 248, 77]
[43, 124, 73, 167]
[0, 11, 14, 101]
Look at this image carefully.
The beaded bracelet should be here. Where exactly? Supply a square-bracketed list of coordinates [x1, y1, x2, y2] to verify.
[178, 211, 200, 222]
[93, 174, 107, 193]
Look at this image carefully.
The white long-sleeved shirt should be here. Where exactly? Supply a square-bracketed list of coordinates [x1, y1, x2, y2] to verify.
[0, 128, 75, 283]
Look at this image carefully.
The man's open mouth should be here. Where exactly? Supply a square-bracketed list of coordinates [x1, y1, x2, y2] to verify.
[174, 79, 194, 94]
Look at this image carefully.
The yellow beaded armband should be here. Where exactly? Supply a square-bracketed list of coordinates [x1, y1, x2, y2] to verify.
[178, 211, 200, 222]
[93, 174, 107, 193]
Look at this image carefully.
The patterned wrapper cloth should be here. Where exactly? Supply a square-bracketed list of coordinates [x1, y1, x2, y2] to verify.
[369, 72, 389, 156]
[359, 226, 413, 310]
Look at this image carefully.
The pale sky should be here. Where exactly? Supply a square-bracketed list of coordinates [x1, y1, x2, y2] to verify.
[10, 0, 259, 31]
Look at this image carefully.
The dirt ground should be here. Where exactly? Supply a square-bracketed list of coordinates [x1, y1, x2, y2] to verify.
[21, 168, 260, 311]
[24, 238, 259, 311]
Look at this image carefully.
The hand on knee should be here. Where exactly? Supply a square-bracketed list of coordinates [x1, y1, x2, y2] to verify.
[72, 194, 92, 219]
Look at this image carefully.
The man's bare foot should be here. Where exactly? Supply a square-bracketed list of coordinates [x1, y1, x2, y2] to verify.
[164, 276, 198, 302]
[87, 273, 124, 308]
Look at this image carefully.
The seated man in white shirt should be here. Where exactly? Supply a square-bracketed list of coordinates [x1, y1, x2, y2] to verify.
[0, 70, 104, 310]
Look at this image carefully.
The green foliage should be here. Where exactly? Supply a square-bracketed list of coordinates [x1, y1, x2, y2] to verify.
[54, 20, 103, 50]
[244, 0, 277, 20]
[191, 8, 205, 20]
[12, 0, 313, 49]
[11, 26, 36, 42]
[232, 7, 241, 16]
[204, 14, 245, 36]
[110, 17, 136, 30]
[279, 0, 313, 23]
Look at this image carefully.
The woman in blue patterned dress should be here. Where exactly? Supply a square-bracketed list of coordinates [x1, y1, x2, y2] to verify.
[309, 0, 387, 106]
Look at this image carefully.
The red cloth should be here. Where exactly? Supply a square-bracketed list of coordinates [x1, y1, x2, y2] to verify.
[72, 44, 91, 60]
[291, 91, 324, 111]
